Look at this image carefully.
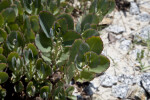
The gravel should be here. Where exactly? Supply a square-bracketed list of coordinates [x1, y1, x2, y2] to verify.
[120, 40, 132, 51]
[100, 74, 118, 87]
[118, 74, 136, 85]
[112, 84, 129, 99]
[129, 2, 140, 15]
[106, 25, 125, 34]
[136, 12, 150, 22]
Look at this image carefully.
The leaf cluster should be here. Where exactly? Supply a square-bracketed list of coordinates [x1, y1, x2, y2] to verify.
[0, 0, 115, 99]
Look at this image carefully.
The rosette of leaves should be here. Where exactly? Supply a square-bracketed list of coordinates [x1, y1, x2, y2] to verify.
[37, 10, 110, 85]
[0, 0, 115, 99]
[89, 0, 115, 21]
[0, 85, 6, 99]
[0, 54, 8, 84]
[0, 54, 8, 99]
[7, 52, 23, 83]
[23, 43, 39, 81]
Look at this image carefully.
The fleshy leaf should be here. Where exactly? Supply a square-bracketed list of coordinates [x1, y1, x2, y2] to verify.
[23, 0, 32, 14]
[76, 69, 95, 82]
[26, 81, 36, 97]
[65, 63, 75, 84]
[56, 18, 68, 34]
[26, 43, 38, 58]
[0, 72, 8, 84]
[0, 47, 3, 54]
[24, 15, 35, 42]
[62, 30, 81, 46]
[35, 32, 52, 53]
[56, 51, 69, 66]
[6, 31, 24, 50]
[57, 14, 74, 30]
[36, 58, 51, 80]
[89, 0, 115, 20]
[69, 39, 90, 62]
[0, 54, 6, 63]
[11, 4, 18, 16]
[89, 55, 110, 73]
[0, 28, 7, 41]
[40, 86, 51, 99]
[81, 14, 99, 31]
[41, 54, 51, 64]
[0, 0, 11, 12]
[0, 14, 4, 27]
[8, 23, 19, 31]
[86, 36, 103, 54]
[14, 81, 24, 93]
[0, 63, 7, 71]
[85, 52, 110, 73]
[14, 0, 23, 15]
[30, 16, 40, 32]
[0, 86, 6, 98]
[82, 29, 99, 39]
[2, 8, 16, 23]
[7, 52, 19, 71]
[39, 11, 55, 38]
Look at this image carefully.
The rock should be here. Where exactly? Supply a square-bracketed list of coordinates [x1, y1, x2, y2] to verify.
[120, 40, 132, 51]
[134, 75, 142, 86]
[83, 84, 95, 96]
[118, 74, 136, 85]
[130, 49, 141, 60]
[128, 84, 147, 100]
[90, 78, 101, 89]
[108, 33, 117, 43]
[106, 25, 125, 34]
[136, 12, 150, 22]
[100, 74, 118, 87]
[135, 25, 150, 42]
[141, 73, 150, 94]
[139, 25, 150, 40]
[112, 84, 129, 99]
[129, 2, 140, 15]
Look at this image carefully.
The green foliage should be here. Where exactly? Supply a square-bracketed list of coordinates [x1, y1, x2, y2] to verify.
[0, 0, 115, 99]
[82, 29, 99, 39]
[2, 8, 16, 23]
[0, 72, 8, 84]
[39, 11, 55, 38]
[81, 14, 99, 31]
[57, 14, 74, 30]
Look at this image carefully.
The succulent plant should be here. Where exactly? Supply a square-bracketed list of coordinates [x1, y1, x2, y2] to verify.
[0, 0, 115, 99]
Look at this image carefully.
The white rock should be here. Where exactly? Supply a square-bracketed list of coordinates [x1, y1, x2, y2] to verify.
[100, 74, 118, 87]
[106, 25, 125, 34]
[136, 12, 150, 22]
[118, 74, 136, 85]
[141, 73, 150, 94]
[84, 84, 95, 95]
[112, 84, 129, 99]
[130, 49, 141, 59]
[135, 25, 150, 42]
[120, 40, 132, 51]
[130, 2, 140, 15]
[139, 25, 150, 40]
[90, 78, 101, 89]
[129, 84, 147, 100]
[134, 75, 142, 86]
